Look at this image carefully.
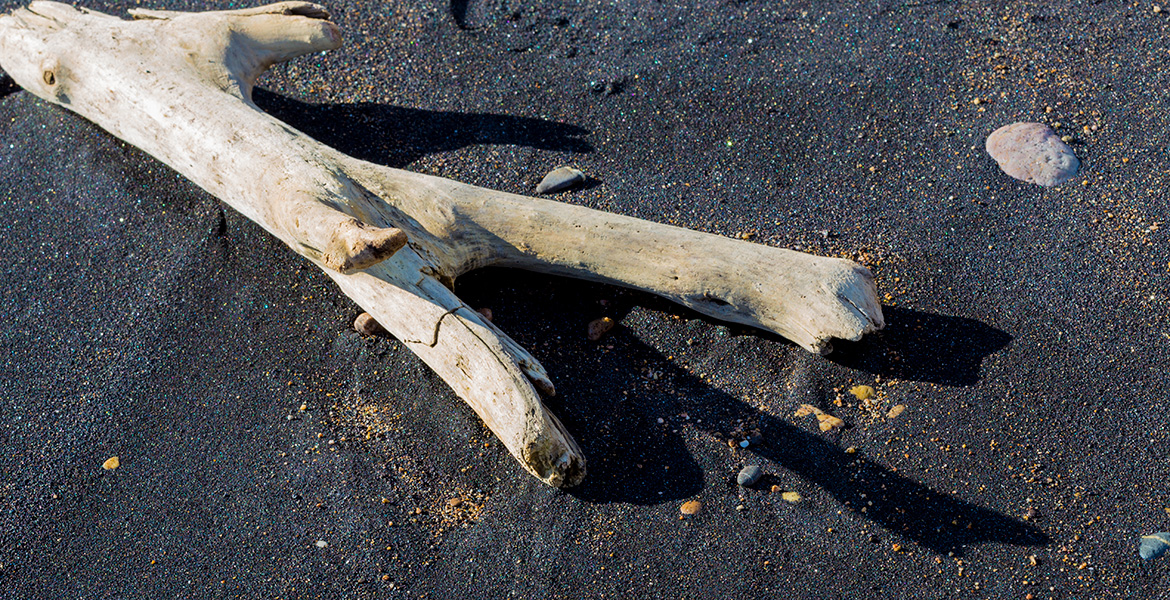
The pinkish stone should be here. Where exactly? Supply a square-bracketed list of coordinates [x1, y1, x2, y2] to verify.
[986, 122, 1079, 187]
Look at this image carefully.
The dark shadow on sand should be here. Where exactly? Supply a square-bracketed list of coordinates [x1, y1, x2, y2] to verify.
[252, 88, 593, 169]
[0, 71, 19, 100]
[450, 0, 475, 30]
[733, 413, 1046, 555]
[455, 268, 1044, 555]
[830, 306, 1012, 387]
[246, 87, 1025, 554]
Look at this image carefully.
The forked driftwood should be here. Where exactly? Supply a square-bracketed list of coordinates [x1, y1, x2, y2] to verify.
[0, 2, 885, 487]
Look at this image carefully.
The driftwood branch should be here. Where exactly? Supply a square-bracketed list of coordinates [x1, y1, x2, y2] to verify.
[0, 2, 884, 487]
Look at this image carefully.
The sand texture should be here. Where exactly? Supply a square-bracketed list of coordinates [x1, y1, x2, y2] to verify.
[1, 1, 1168, 598]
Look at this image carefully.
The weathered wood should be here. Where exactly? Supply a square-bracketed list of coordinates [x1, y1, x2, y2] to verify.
[0, 2, 884, 487]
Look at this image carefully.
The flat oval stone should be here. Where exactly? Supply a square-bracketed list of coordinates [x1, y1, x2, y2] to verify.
[587, 316, 615, 341]
[1139, 532, 1170, 560]
[737, 465, 763, 486]
[354, 312, 386, 336]
[679, 500, 702, 515]
[986, 122, 1079, 187]
[535, 166, 585, 194]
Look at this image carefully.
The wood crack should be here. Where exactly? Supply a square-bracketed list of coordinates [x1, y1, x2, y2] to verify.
[399, 306, 460, 348]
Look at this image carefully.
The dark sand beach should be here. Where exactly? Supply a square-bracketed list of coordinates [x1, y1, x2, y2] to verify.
[1, 0, 1169, 597]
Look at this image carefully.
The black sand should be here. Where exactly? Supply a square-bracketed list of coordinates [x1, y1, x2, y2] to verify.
[2, 1, 1169, 598]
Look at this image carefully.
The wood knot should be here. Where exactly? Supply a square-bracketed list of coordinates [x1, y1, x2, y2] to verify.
[322, 220, 408, 273]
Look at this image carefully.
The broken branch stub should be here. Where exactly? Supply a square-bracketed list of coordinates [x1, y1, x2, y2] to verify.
[0, 2, 884, 487]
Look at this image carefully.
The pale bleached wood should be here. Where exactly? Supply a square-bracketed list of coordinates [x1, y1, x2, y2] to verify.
[0, 2, 884, 487]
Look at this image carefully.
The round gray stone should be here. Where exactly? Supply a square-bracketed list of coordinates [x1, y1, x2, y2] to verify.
[736, 465, 763, 487]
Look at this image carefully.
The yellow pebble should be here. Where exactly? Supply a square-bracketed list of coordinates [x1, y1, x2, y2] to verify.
[850, 385, 875, 400]
[102, 456, 120, 470]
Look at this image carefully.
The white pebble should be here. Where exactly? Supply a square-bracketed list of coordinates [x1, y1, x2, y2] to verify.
[315, 540, 328, 548]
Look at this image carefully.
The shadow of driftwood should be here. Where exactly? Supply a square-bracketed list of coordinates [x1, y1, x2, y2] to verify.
[830, 306, 1012, 386]
[252, 88, 593, 169]
[450, 0, 475, 30]
[0, 70, 19, 100]
[454, 268, 1045, 555]
[454, 269, 705, 506]
[735, 413, 1046, 555]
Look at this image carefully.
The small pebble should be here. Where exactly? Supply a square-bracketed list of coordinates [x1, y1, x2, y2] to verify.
[781, 491, 802, 503]
[770, 484, 781, 493]
[737, 465, 763, 486]
[735, 504, 745, 511]
[354, 312, 387, 336]
[796, 403, 846, 432]
[587, 317, 616, 341]
[845, 446, 858, 454]
[680, 500, 702, 515]
[817, 414, 845, 432]
[986, 122, 1080, 187]
[102, 456, 120, 471]
[315, 540, 329, 548]
[1139, 532, 1170, 560]
[447, 498, 463, 508]
[850, 385, 875, 400]
[535, 166, 585, 194]
[886, 404, 906, 419]
[738, 440, 750, 448]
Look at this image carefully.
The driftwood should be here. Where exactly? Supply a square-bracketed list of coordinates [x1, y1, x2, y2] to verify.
[0, 2, 885, 487]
